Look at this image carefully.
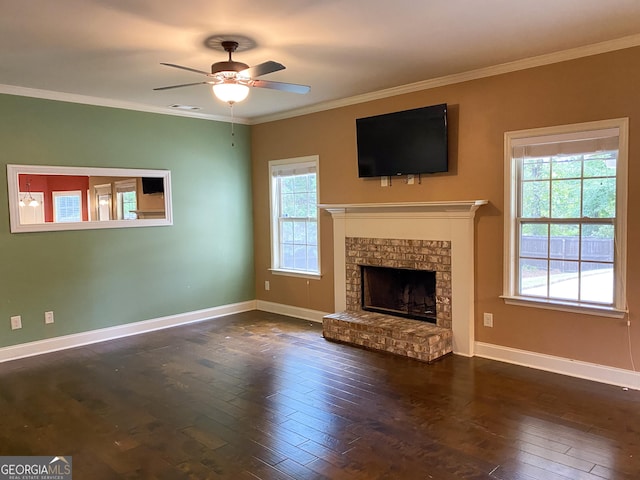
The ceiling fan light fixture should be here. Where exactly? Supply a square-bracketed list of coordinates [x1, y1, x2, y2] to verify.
[212, 81, 250, 104]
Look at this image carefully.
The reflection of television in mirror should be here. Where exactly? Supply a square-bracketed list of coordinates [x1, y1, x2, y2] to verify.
[141, 177, 164, 194]
[356, 104, 448, 177]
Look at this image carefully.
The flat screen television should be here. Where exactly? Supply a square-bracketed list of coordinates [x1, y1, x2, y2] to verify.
[356, 103, 448, 177]
[141, 177, 164, 194]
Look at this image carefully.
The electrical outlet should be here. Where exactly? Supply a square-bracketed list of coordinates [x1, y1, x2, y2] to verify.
[264, 281, 270, 291]
[381, 176, 389, 187]
[10, 315, 22, 330]
[45, 311, 55, 324]
[483, 313, 494, 327]
[407, 174, 415, 185]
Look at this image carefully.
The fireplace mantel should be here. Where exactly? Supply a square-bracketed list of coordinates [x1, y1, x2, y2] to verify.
[321, 200, 487, 357]
[319, 200, 487, 216]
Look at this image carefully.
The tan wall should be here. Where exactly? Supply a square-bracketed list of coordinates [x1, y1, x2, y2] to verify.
[251, 47, 640, 370]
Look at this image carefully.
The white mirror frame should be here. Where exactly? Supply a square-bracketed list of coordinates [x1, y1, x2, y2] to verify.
[7, 164, 173, 233]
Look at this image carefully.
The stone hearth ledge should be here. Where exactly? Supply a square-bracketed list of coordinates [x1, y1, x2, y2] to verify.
[323, 311, 453, 363]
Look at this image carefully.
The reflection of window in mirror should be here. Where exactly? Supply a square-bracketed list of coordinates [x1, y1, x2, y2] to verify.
[53, 191, 83, 223]
[115, 179, 137, 220]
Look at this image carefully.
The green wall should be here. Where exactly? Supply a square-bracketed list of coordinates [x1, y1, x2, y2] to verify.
[0, 94, 255, 348]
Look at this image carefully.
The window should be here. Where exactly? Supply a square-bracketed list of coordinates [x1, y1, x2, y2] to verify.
[503, 119, 628, 316]
[269, 156, 320, 276]
[115, 180, 137, 220]
[53, 191, 82, 223]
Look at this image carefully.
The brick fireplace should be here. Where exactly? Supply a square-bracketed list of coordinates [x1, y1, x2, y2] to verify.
[346, 238, 451, 327]
[320, 201, 486, 359]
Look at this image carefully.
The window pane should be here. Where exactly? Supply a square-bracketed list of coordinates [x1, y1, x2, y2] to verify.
[307, 246, 318, 271]
[294, 192, 310, 217]
[520, 224, 548, 258]
[582, 225, 614, 262]
[309, 174, 317, 192]
[580, 263, 614, 304]
[307, 221, 318, 246]
[551, 157, 582, 179]
[551, 179, 580, 218]
[583, 178, 615, 218]
[293, 175, 308, 192]
[282, 244, 294, 269]
[293, 246, 307, 270]
[281, 221, 294, 243]
[584, 158, 616, 177]
[519, 258, 548, 297]
[549, 224, 579, 260]
[522, 158, 550, 180]
[521, 181, 549, 218]
[281, 176, 295, 194]
[293, 222, 306, 243]
[549, 260, 579, 301]
[281, 194, 295, 217]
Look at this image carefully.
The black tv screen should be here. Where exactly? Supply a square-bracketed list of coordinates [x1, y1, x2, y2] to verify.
[141, 177, 164, 194]
[356, 104, 448, 177]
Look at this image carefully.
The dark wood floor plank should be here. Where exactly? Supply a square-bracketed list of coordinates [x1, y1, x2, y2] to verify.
[1, 310, 639, 478]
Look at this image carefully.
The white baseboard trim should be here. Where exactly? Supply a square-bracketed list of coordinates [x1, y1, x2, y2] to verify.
[256, 300, 330, 324]
[475, 341, 640, 391]
[0, 300, 257, 364]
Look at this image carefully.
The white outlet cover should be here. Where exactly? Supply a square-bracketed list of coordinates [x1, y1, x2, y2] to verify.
[10, 315, 22, 330]
[45, 311, 54, 324]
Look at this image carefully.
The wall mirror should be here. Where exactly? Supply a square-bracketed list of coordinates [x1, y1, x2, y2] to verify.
[7, 164, 173, 233]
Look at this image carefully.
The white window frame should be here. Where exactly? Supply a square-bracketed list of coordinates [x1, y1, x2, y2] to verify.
[53, 190, 83, 223]
[503, 118, 628, 318]
[269, 155, 321, 279]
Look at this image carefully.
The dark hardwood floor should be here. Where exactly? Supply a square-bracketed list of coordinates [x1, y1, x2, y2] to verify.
[1, 311, 639, 479]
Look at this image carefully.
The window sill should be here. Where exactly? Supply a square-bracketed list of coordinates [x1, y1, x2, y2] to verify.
[501, 295, 626, 318]
[270, 269, 322, 280]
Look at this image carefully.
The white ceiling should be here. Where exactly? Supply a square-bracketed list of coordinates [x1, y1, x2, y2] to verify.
[2, 0, 640, 123]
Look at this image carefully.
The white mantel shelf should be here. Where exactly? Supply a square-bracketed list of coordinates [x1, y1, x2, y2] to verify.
[319, 200, 488, 215]
[322, 199, 488, 357]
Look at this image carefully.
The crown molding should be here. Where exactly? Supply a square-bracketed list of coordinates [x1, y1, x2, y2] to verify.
[0, 84, 251, 125]
[252, 33, 640, 124]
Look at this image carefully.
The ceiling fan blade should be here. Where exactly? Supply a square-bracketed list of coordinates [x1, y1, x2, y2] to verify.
[251, 79, 310, 94]
[239, 61, 285, 79]
[153, 81, 212, 91]
[160, 63, 210, 76]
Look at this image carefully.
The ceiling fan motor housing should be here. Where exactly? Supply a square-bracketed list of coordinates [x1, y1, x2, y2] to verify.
[210, 60, 249, 75]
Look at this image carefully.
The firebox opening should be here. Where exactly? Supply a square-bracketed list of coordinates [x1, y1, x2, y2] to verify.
[361, 265, 437, 323]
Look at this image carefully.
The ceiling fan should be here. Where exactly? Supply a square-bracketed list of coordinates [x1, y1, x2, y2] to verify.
[154, 40, 310, 105]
